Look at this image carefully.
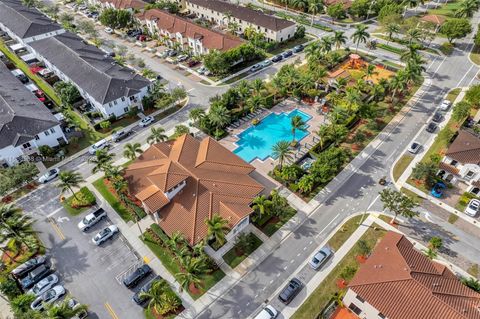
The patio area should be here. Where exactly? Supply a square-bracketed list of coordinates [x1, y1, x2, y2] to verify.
[220, 99, 325, 178]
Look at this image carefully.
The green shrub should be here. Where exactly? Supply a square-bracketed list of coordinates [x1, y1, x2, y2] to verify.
[440, 42, 454, 55]
[70, 187, 96, 208]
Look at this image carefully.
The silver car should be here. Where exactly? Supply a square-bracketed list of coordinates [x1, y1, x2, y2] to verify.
[30, 285, 66, 311]
[408, 141, 421, 154]
[309, 246, 333, 270]
[92, 225, 119, 245]
[28, 274, 59, 296]
[38, 168, 60, 183]
[465, 199, 480, 217]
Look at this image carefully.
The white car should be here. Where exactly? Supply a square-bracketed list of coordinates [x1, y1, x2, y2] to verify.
[465, 199, 480, 217]
[104, 27, 113, 34]
[88, 139, 110, 155]
[28, 274, 59, 296]
[254, 305, 278, 319]
[439, 99, 451, 111]
[139, 116, 154, 127]
[92, 225, 119, 245]
[77, 208, 107, 232]
[30, 285, 66, 311]
[38, 168, 60, 183]
[407, 141, 421, 154]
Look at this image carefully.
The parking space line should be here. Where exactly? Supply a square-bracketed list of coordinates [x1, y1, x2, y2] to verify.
[49, 221, 65, 240]
[104, 302, 119, 319]
[47, 207, 64, 218]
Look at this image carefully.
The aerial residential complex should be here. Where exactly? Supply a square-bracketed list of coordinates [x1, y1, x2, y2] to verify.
[124, 134, 264, 245]
[0, 63, 66, 167]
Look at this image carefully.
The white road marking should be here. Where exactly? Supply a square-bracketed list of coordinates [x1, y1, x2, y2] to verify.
[47, 207, 64, 217]
[290, 259, 294, 263]
[316, 213, 340, 238]
[283, 266, 288, 270]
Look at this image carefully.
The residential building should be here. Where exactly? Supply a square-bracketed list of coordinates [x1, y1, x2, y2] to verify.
[0, 0, 65, 45]
[29, 32, 151, 118]
[181, 0, 296, 42]
[137, 9, 244, 55]
[344, 231, 480, 319]
[438, 129, 480, 195]
[89, 0, 147, 11]
[0, 63, 66, 167]
[124, 134, 264, 245]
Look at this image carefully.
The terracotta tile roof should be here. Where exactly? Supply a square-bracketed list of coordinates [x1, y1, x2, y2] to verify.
[324, 0, 352, 9]
[136, 9, 244, 52]
[421, 14, 446, 25]
[99, 0, 146, 10]
[348, 231, 480, 319]
[446, 130, 480, 165]
[439, 162, 460, 175]
[124, 134, 264, 244]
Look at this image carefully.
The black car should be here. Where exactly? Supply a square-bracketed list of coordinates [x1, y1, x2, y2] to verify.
[278, 278, 302, 304]
[432, 112, 443, 123]
[123, 264, 152, 288]
[426, 122, 437, 133]
[20, 265, 51, 290]
[292, 44, 304, 53]
[271, 55, 283, 63]
[282, 50, 293, 58]
[132, 275, 162, 306]
[16, 74, 29, 84]
[11, 255, 47, 278]
[112, 129, 132, 142]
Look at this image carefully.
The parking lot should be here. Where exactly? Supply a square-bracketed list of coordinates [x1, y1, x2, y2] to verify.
[17, 185, 150, 319]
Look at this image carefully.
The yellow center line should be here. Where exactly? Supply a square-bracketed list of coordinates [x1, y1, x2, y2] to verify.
[104, 302, 120, 319]
[49, 221, 65, 240]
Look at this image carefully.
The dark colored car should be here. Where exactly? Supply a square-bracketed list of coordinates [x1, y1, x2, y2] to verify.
[271, 55, 283, 63]
[11, 255, 47, 278]
[278, 278, 302, 304]
[16, 74, 29, 84]
[432, 112, 443, 123]
[112, 129, 132, 142]
[426, 122, 437, 133]
[187, 60, 200, 67]
[292, 44, 304, 53]
[132, 275, 162, 306]
[123, 264, 152, 288]
[282, 50, 293, 58]
[20, 265, 51, 290]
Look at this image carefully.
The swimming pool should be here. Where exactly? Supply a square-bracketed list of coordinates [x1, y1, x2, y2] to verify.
[233, 109, 312, 163]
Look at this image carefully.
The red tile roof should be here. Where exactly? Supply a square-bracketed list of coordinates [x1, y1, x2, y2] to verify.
[137, 9, 244, 52]
[446, 130, 480, 165]
[421, 14, 446, 25]
[439, 162, 460, 175]
[124, 134, 264, 244]
[99, 0, 146, 10]
[348, 231, 480, 319]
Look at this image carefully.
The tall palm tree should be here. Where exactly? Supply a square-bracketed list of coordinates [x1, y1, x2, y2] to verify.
[305, 41, 321, 63]
[208, 103, 231, 139]
[351, 24, 370, 53]
[385, 23, 400, 45]
[88, 149, 114, 174]
[406, 28, 422, 45]
[205, 214, 229, 246]
[292, 0, 308, 11]
[123, 143, 142, 160]
[308, 0, 324, 25]
[363, 64, 378, 80]
[332, 30, 347, 50]
[271, 141, 293, 169]
[455, 0, 478, 18]
[140, 279, 168, 314]
[320, 36, 333, 54]
[291, 115, 307, 142]
[252, 195, 271, 218]
[189, 108, 206, 124]
[44, 297, 88, 319]
[58, 171, 84, 200]
[281, 0, 291, 10]
[175, 270, 202, 293]
[0, 204, 37, 250]
[147, 127, 167, 144]
[251, 79, 265, 96]
[246, 95, 265, 114]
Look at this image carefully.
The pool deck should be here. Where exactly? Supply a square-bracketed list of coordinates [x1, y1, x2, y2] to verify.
[220, 99, 325, 179]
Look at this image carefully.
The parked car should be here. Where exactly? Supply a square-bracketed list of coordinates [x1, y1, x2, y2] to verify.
[465, 199, 480, 217]
[30, 285, 66, 311]
[38, 168, 60, 183]
[261, 60, 273, 67]
[309, 246, 333, 270]
[187, 60, 200, 67]
[426, 122, 437, 133]
[28, 274, 59, 296]
[38, 69, 53, 78]
[77, 208, 107, 232]
[254, 305, 278, 319]
[167, 50, 178, 57]
[197, 66, 209, 74]
[282, 50, 293, 58]
[11, 255, 47, 278]
[250, 64, 263, 72]
[292, 44, 304, 53]
[16, 74, 29, 84]
[20, 265, 52, 290]
[92, 225, 119, 245]
[104, 27, 113, 34]
[137, 35, 148, 42]
[278, 278, 302, 304]
[127, 29, 142, 37]
[132, 275, 162, 306]
[112, 129, 132, 142]
[139, 116, 154, 127]
[123, 264, 152, 288]
[271, 55, 283, 63]
[431, 182, 446, 198]
[432, 112, 443, 123]
[177, 54, 189, 62]
[67, 298, 89, 319]
[439, 99, 451, 111]
[88, 139, 110, 155]
[407, 141, 421, 154]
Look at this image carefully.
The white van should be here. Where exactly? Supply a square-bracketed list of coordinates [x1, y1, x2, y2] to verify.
[254, 305, 278, 319]
[88, 139, 110, 155]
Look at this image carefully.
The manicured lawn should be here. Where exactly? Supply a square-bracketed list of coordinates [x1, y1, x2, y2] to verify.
[377, 43, 406, 55]
[292, 225, 387, 319]
[400, 187, 424, 204]
[222, 233, 263, 268]
[267, 36, 313, 56]
[446, 88, 461, 103]
[393, 154, 414, 181]
[470, 46, 480, 66]
[427, 0, 462, 18]
[327, 215, 364, 251]
[257, 208, 297, 237]
[92, 178, 133, 222]
[62, 197, 90, 216]
[61, 187, 96, 216]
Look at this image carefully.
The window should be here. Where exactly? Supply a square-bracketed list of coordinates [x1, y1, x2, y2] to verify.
[124, 107, 129, 112]
[356, 295, 365, 303]
[121, 97, 125, 102]
[451, 160, 458, 166]
[379, 313, 386, 319]
[50, 128, 55, 133]
[45, 130, 50, 136]
[466, 171, 475, 179]
[22, 142, 31, 148]
[265, 28, 267, 32]
[348, 303, 362, 315]
[113, 100, 117, 105]
[35, 135, 39, 140]
[108, 102, 112, 108]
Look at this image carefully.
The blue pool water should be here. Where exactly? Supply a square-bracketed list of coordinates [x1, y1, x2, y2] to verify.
[233, 109, 312, 163]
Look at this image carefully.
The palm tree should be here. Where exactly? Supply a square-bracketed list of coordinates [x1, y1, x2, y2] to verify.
[205, 214, 229, 246]
[292, 0, 308, 11]
[281, 0, 291, 9]
[308, 0, 324, 25]
[208, 103, 231, 139]
[123, 142, 142, 160]
[189, 108, 206, 124]
[252, 195, 271, 218]
[58, 171, 84, 199]
[147, 127, 167, 144]
[246, 95, 265, 114]
[320, 36, 333, 55]
[406, 28, 422, 45]
[351, 24, 370, 53]
[386, 23, 400, 45]
[291, 115, 307, 142]
[305, 41, 321, 63]
[455, 0, 478, 17]
[271, 141, 293, 169]
[251, 79, 265, 96]
[44, 297, 88, 319]
[140, 279, 168, 314]
[88, 149, 114, 174]
[363, 64, 378, 80]
[0, 204, 37, 250]
[21, 0, 37, 7]
[332, 30, 347, 50]
[175, 270, 202, 293]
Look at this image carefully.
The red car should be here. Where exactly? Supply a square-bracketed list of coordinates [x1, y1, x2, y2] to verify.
[137, 35, 148, 42]
[187, 60, 200, 67]
[29, 66, 44, 74]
